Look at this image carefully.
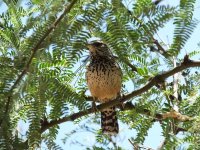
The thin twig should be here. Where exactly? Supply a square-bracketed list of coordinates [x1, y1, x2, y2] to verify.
[153, 39, 171, 58]
[114, 56, 137, 72]
[128, 139, 154, 150]
[153, 0, 164, 5]
[123, 102, 192, 122]
[172, 58, 180, 110]
[123, 59, 137, 72]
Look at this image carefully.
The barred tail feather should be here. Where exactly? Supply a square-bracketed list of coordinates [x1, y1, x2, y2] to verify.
[101, 106, 118, 135]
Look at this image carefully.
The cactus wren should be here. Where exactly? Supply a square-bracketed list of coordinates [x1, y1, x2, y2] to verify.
[86, 41, 122, 135]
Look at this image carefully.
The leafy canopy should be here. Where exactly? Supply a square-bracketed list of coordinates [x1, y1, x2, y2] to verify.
[0, 0, 200, 149]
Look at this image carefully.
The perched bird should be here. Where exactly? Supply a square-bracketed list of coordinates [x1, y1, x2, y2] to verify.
[86, 41, 122, 135]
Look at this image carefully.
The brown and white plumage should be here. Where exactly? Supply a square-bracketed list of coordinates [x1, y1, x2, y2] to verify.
[86, 41, 122, 135]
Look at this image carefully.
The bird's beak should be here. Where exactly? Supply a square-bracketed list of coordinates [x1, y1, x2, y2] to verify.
[87, 43, 92, 49]
[86, 43, 95, 52]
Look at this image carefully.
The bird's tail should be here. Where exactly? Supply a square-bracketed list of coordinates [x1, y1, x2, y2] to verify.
[101, 106, 118, 135]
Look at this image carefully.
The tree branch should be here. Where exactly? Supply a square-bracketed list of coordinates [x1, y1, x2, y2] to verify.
[114, 56, 137, 72]
[123, 59, 138, 72]
[41, 55, 200, 133]
[153, 39, 171, 58]
[0, 0, 78, 126]
[128, 139, 154, 150]
[123, 102, 192, 122]
[153, 0, 164, 5]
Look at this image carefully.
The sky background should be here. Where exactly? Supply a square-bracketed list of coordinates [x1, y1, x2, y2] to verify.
[52, 0, 200, 149]
[1, 0, 199, 149]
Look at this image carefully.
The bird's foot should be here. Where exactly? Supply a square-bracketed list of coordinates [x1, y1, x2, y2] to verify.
[92, 101, 98, 113]
[118, 94, 125, 110]
[119, 102, 125, 110]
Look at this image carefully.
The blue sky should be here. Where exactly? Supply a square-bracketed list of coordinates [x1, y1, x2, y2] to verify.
[1, 0, 199, 149]
[53, 0, 200, 149]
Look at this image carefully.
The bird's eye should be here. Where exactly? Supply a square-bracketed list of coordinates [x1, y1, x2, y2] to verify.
[93, 42, 102, 47]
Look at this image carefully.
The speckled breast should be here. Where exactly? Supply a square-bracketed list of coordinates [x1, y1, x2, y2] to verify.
[86, 60, 122, 102]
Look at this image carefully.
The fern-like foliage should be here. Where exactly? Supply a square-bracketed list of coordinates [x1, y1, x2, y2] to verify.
[0, 0, 199, 149]
[169, 0, 198, 55]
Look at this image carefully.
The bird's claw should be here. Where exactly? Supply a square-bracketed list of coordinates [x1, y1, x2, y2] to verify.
[92, 101, 98, 113]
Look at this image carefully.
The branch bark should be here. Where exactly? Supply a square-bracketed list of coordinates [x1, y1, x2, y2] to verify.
[153, 39, 171, 59]
[41, 55, 200, 133]
[153, 0, 164, 5]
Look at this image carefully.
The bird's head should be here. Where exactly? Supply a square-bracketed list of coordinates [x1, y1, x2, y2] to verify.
[87, 41, 112, 57]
